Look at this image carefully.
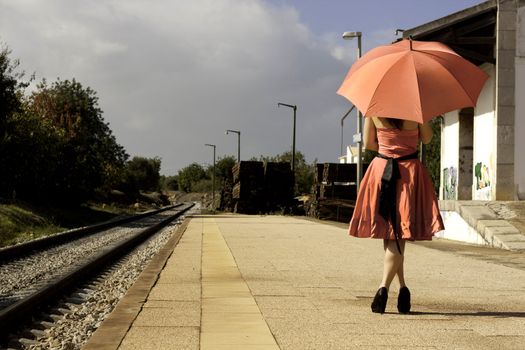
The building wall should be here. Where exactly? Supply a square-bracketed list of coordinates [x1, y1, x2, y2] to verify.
[440, 111, 459, 200]
[473, 64, 496, 200]
[458, 108, 474, 200]
[439, 2, 521, 201]
[339, 146, 357, 164]
[515, 5, 525, 199]
[440, 64, 496, 201]
[494, 0, 517, 199]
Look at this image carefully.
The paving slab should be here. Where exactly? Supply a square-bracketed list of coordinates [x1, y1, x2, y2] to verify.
[85, 214, 525, 350]
[215, 215, 525, 349]
[134, 303, 200, 327]
[118, 327, 200, 350]
[200, 219, 279, 349]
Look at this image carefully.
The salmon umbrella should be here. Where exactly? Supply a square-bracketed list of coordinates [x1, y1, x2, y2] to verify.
[337, 39, 489, 123]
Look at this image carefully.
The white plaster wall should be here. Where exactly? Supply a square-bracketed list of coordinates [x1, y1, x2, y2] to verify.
[472, 64, 496, 200]
[515, 6, 525, 199]
[339, 146, 357, 164]
[440, 111, 459, 200]
[436, 211, 488, 245]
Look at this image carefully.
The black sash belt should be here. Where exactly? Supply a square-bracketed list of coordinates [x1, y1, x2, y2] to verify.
[377, 151, 419, 254]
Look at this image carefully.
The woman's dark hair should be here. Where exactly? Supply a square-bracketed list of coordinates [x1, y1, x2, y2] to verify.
[379, 117, 404, 129]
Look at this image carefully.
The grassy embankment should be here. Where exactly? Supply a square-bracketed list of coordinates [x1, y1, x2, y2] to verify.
[0, 191, 173, 248]
[0, 202, 131, 248]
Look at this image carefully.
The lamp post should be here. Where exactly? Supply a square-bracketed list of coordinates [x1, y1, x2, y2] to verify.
[340, 105, 355, 157]
[204, 143, 216, 211]
[342, 31, 363, 190]
[277, 102, 297, 193]
[226, 129, 241, 163]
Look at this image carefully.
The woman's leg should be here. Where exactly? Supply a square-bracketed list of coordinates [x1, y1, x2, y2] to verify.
[379, 239, 405, 290]
[396, 241, 406, 287]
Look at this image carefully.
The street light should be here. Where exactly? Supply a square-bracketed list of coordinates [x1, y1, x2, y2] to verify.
[225, 129, 241, 163]
[277, 102, 297, 179]
[204, 143, 216, 211]
[342, 30, 363, 190]
[340, 105, 355, 157]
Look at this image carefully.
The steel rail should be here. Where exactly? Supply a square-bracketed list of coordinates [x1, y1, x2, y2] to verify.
[0, 203, 184, 261]
[0, 203, 194, 339]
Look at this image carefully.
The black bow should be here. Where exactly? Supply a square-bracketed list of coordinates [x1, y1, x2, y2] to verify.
[376, 152, 418, 254]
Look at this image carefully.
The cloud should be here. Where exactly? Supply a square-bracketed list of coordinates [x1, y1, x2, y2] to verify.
[0, 0, 354, 175]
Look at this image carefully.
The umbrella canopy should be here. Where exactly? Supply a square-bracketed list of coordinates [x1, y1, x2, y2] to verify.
[337, 39, 489, 123]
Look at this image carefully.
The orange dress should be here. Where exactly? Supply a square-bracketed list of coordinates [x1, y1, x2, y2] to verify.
[349, 128, 444, 241]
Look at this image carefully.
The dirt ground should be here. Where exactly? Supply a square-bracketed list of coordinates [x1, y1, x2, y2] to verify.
[169, 191, 214, 209]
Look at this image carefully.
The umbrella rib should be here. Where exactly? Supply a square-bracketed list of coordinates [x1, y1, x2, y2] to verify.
[412, 51, 485, 119]
[418, 51, 479, 105]
[337, 39, 487, 121]
[411, 54, 424, 120]
[339, 52, 407, 117]
[369, 53, 422, 119]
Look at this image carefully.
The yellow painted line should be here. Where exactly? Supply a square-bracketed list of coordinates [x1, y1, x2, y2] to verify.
[200, 217, 279, 350]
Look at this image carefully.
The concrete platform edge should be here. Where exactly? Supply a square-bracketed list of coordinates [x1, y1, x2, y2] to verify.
[82, 217, 192, 350]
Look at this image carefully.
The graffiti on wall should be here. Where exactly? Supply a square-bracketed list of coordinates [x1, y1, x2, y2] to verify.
[475, 162, 491, 200]
[442, 166, 457, 200]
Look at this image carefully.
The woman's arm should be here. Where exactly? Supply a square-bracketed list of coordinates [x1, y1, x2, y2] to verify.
[363, 117, 378, 151]
[419, 121, 433, 144]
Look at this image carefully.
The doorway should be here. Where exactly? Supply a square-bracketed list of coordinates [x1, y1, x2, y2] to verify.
[458, 107, 474, 200]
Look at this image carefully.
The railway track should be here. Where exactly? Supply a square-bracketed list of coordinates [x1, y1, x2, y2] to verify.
[0, 202, 195, 346]
[0, 203, 184, 262]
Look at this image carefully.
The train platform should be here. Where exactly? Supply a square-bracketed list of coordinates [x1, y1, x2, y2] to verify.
[84, 214, 525, 350]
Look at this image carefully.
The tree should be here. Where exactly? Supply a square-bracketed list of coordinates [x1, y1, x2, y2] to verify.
[208, 156, 236, 185]
[189, 156, 237, 194]
[0, 44, 27, 138]
[1, 43, 128, 204]
[0, 108, 64, 200]
[0, 44, 35, 199]
[177, 163, 206, 192]
[253, 150, 314, 195]
[27, 79, 128, 202]
[424, 117, 442, 193]
[120, 156, 162, 193]
[161, 175, 179, 191]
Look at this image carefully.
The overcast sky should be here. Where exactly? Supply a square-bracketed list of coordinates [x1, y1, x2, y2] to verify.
[0, 0, 483, 175]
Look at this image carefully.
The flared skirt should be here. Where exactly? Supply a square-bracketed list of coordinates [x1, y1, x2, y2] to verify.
[348, 157, 444, 240]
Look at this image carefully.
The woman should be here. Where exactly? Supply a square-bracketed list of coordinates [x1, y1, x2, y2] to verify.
[349, 117, 444, 314]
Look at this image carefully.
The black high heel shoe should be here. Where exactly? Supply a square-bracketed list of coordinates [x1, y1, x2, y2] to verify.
[397, 286, 411, 314]
[371, 287, 388, 314]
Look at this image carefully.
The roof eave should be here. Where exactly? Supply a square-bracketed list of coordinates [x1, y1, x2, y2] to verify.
[403, 0, 497, 39]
